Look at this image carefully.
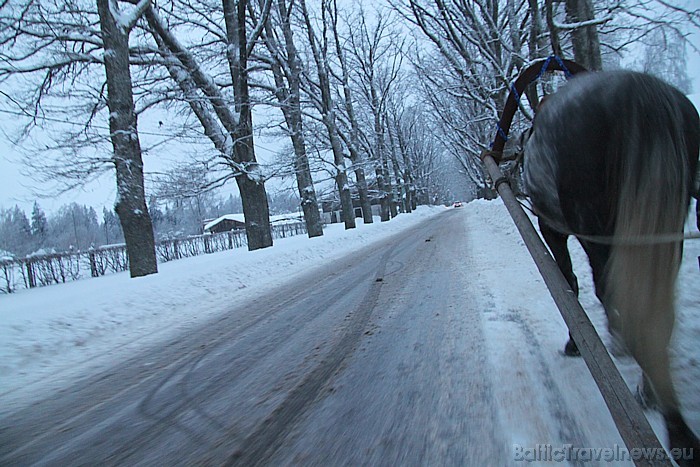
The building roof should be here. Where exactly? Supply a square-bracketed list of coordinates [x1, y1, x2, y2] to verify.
[269, 213, 304, 226]
[203, 214, 246, 232]
[204, 213, 304, 232]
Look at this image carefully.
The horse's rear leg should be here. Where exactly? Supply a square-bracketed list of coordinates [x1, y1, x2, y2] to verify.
[632, 313, 700, 462]
[577, 240, 631, 356]
[633, 375, 699, 459]
[665, 410, 700, 466]
[539, 220, 580, 356]
[636, 373, 660, 410]
[638, 351, 700, 463]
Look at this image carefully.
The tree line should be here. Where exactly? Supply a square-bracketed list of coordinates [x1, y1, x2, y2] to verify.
[0, 202, 121, 258]
[0, 191, 309, 258]
[0, 0, 696, 278]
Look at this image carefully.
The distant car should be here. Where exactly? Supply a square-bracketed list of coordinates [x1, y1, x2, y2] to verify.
[452, 201, 463, 208]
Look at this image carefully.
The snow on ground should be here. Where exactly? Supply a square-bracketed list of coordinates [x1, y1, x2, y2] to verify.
[1, 198, 699, 449]
[0, 207, 445, 414]
[462, 198, 700, 450]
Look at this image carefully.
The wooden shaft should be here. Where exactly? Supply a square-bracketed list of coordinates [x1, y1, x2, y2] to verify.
[482, 154, 670, 466]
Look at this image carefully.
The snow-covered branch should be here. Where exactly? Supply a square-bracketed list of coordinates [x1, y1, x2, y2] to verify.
[553, 14, 613, 31]
[124, 0, 151, 32]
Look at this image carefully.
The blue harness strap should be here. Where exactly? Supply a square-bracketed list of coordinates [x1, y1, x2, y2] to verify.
[490, 56, 583, 154]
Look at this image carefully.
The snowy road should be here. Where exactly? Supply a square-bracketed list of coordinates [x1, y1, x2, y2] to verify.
[0, 206, 679, 465]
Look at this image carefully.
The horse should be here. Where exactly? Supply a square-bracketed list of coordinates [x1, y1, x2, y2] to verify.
[522, 70, 700, 460]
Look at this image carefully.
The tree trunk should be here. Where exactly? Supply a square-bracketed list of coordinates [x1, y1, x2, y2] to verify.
[384, 156, 398, 218]
[373, 115, 390, 222]
[290, 122, 324, 237]
[329, 130, 355, 230]
[233, 113, 272, 250]
[404, 169, 413, 213]
[329, 0, 372, 225]
[395, 123, 413, 213]
[565, 0, 603, 71]
[225, 0, 273, 250]
[147, 2, 273, 250]
[263, 0, 323, 238]
[97, 0, 157, 278]
[335, 172, 355, 229]
[352, 163, 373, 223]
[386, 126, 403, 215]
[299, 0, 355, 229]
[369, 79, 391, 222]
[236, 174, 273, 249]
[376, 162, 391, 222]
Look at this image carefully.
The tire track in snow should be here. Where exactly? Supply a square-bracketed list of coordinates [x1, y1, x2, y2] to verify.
[261, 209, 509, 465]
[225, 243, 397, 466]
[103, 260, 378, 465]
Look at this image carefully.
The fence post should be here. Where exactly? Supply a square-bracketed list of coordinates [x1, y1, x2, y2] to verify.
[89, 249, 98, 277]
[1, 262, 14, 293]
[25, 260, 36, 288]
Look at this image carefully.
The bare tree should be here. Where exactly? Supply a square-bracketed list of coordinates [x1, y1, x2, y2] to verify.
[299, 0, 355, 229]
[598, 1, 699, 73]
[561, 0, 604, 70]
[344, 7, 404, 221]
[385, 94, 418, 213]
[97, 0, 158, 277]
[396, 0, 526, 195]
[639, 26, 693, 93]
[143, 0, 274, 250]
[258, 0, 323, 237]
[327, 0, 374, 224]
[0, 0, 158, 277]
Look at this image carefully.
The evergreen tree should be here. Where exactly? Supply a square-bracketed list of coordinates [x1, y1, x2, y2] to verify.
[102, 207, 124, 245]
[0, 206, 32, 256]
[31, 201, 48, 249]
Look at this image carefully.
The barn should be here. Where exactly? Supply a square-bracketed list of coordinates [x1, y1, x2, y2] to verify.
[203, 214, 246, 233]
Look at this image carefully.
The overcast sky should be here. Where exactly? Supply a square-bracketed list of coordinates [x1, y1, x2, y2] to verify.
[1, 27, 699, 216]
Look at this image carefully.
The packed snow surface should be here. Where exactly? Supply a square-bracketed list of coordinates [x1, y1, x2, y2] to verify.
[1, 200, 698, 450]
[0, 207, 444, 411]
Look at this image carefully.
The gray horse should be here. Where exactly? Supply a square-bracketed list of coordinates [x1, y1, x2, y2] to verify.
[524, 70, 700, 462]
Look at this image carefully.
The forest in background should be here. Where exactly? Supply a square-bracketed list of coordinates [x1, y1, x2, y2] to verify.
[0, 190, 305, 257]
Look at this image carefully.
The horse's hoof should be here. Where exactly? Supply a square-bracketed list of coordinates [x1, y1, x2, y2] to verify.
[666, 412, 700, 466]
[564, 339, 581, 357]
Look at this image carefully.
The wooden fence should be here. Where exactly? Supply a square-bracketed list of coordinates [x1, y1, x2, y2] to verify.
[0, 222, 308, 294]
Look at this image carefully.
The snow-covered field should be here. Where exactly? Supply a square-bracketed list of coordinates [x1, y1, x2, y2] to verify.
[1, 199, 699, 450]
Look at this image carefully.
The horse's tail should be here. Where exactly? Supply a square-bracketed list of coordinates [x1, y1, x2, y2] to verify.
[607, 89, 692, 415]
